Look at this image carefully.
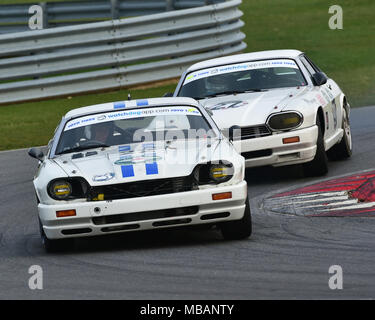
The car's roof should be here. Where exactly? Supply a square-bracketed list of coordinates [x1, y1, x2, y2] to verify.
[64, 97, 199, 119]
[186, 49, 303, 72]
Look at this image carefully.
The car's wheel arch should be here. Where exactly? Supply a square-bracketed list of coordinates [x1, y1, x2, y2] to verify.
[342, 96, 350, 119]
[316, 106, 325, 136]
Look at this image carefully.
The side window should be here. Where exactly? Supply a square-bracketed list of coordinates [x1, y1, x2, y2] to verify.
[299, 55, 316, 76]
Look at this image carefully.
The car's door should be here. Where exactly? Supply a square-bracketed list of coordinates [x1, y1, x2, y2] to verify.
[299, 55, 339, 141]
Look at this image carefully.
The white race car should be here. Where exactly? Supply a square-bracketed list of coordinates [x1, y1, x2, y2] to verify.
[174, 50, 352, 176]
[28, 97, 250, 252]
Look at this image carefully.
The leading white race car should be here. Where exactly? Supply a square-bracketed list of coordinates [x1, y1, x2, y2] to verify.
[174, 50, 352, 176]
[28, 97, 250, 252]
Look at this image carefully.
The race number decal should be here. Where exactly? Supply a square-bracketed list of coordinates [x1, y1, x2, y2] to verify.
[208, 101, 248, 111]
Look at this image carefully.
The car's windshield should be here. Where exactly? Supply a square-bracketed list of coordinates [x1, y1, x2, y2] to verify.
[178, 59, 307, 99]
[55, 106, 215, 155]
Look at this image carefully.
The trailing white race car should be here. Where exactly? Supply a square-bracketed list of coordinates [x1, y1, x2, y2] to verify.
[174, 50, 352, 176]
[28, 97, 250, 252]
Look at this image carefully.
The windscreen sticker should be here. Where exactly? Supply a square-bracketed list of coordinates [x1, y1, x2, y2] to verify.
[64, 106, 201, 131]
[136, 99, 149, 106]
[183, 59, 299, 85]
[113, 101, 126, 109]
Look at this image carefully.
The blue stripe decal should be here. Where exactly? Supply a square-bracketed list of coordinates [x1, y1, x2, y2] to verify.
[114, 101, 126, 109]
[136, 99, 149, 106]
[145, 162, 158, 175]
[121, 165, 134, 178]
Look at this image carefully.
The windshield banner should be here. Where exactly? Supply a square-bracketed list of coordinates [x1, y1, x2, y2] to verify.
[183, 59, 299, 85]
[64, 106, 201, 131]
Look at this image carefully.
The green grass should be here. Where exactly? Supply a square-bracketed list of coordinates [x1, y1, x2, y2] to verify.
[0, 84, 177, 151]
[0, 0, 374, 151]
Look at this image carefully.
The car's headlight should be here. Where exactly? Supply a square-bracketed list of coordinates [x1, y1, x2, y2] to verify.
[47, 178, 88, 200]
[209, 164, 233, 183]
[193, 161, 234, 185]
[267, 112, 303, 131]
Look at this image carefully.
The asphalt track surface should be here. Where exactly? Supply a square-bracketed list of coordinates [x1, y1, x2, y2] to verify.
[1, 106, 375, 300]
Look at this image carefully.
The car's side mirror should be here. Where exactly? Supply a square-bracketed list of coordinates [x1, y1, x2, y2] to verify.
[28, 147, 44, 161]
[228, 125, 241, 142]
[312, 72, 328, 86]
[163, 92, 173, 97]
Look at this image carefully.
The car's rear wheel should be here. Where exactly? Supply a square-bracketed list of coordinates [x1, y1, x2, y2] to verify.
[303, 116, 328, 177]
[220, 198, 252, 240]
[327, 107, 352, 160]
[39, 219, 74, 253]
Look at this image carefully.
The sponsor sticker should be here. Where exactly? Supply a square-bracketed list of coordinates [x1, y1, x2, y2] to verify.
[119, 145, 131, 153]
[114, 152, 162, 166]
[183, 59, 299, 85]
[92, 172, 115, 182]
[142, 143, 155, 150]
[114, 154, 134, 165]
[64, 106, 201, 131]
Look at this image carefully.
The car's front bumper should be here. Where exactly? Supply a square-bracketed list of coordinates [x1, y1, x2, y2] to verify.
[233, 125, 318, 168]
[38, 180, 248, 239]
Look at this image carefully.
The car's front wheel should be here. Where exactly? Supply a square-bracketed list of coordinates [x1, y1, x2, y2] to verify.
[327, 107, 352, 160]
[39, 219, 74, 253]
[220, 198, 252, 240]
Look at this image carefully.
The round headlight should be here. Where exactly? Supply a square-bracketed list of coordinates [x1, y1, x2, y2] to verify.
[267, 112, 303, 131]
[49, 180, 72, 200]
[209, 164, 233, 183]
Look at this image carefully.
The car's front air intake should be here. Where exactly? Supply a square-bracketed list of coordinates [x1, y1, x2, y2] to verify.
[89, 176, 195, 201]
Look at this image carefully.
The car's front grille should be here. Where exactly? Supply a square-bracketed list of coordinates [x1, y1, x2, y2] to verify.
[88, 176, 195, 201]
[240, 125, 272, 140]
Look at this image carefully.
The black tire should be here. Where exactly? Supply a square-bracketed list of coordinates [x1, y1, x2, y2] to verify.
[220, 198, 252, 240]
[327, 108, 352, 160]
[303, 116, 328, 177]
[39, 219, 74, 253]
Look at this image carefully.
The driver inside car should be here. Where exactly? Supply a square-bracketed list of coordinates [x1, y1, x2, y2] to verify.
[87, 121, 115, 145]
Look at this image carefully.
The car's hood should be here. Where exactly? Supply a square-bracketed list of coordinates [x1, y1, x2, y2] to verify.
[52, 139, 224, 185]
[200, 87, 308, 128]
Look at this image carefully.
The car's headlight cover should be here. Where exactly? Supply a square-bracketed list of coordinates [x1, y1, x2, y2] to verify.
[49, 180, 72, 200]
[267, 111, 303, 131]
[210, 164, 233, 183]
[193, 161, 234, 185]
[47, 177, 89, 200]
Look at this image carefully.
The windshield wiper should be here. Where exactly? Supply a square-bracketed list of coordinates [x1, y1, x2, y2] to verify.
[204, 89, 267, 98]
[57, 142, 109, 155]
